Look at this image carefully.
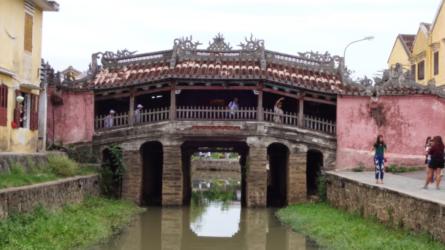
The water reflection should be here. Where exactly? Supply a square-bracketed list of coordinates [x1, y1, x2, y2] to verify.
[190, 201, 241, 237]
[95, 202, 319, 250]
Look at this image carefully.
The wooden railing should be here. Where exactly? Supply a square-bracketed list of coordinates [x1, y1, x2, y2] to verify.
[264, 109, 298, 127]
[177, 106, 257, 121]
[304, 115, 336, 134]
[94, 106, 336, 135]
[137, 107, 170, 124]
[95, 112, 129, 130]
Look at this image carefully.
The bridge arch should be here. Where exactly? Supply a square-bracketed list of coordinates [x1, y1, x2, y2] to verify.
[306, 149, 323, 196]
[267, 142, 289, 207]
[140, 141, 164, 206]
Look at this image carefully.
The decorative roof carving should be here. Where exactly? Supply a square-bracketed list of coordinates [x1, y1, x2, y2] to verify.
[238, 34, 265, 51]
[298, 51, 341, 66]
[207, 33, 232, 51]
[102, 49, 137, 61]
[173, 36, 202, 51]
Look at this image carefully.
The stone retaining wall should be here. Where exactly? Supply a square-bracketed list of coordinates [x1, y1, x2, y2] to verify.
[0, 174, 100, 219]
[326, 173, 445, 243]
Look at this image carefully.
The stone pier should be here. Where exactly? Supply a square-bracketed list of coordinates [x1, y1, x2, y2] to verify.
[287, 150, 307, 204]
[122, 150, 142, 203]
[246, 145, 268, 207]
[162, 145, 183, 206]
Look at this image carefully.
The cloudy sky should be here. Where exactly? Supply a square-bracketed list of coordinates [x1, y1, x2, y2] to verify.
[42, 0, 441, 79]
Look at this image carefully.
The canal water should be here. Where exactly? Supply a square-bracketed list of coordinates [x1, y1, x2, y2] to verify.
[95, 201, 319, 250]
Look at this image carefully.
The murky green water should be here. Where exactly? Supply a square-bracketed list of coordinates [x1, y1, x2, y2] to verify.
[94, 201, 319, 250]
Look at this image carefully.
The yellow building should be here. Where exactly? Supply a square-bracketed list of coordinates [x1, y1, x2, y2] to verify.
[387, 34, 415, 70]
[0, 0, 58, 152]
[388, 0, 445, 86]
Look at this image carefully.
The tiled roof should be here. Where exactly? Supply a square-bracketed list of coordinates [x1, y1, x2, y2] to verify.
[398, 34, 415, 53]
[69, 35, 363, 95]
[86, 59, 353, 94]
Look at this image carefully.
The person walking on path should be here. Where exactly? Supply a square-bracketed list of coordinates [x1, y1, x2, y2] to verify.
[373, 135, 387, 184]
[424, 136, 434, 183]
[273, 97, 284, 123]
[424, 136, 444, 189]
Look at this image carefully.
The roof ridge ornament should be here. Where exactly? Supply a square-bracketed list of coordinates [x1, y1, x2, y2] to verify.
[207, 33, 232, 51]
[173, 36, 202, 51]
[102, 49, 137, 61]
[298, 51, 341, 65]
[238, 34, 265, 51]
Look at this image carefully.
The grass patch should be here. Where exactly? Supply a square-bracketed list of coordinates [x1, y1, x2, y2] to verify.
[386, 164, 420, 174]
[0, 197, 143, 250]
[0, 157, 97, 189]
[276, 203, 445, 250]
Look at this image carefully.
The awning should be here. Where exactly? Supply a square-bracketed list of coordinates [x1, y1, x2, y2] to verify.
[20, 83, 42, 91]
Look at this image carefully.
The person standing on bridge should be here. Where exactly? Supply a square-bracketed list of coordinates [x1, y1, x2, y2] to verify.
[424, 136, 444, 189]
[274, 97, 284, 123]
[134, 104, 143, 124]
[228, 98, 239, 117]
[104, 109, 115, 128]
[373, 135, 386, 184]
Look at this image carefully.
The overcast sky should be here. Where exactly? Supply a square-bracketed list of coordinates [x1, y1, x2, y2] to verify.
[42, 0, 441, 79]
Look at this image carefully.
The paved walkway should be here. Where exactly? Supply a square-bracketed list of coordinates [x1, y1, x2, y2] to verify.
[329, 171, 445, 206]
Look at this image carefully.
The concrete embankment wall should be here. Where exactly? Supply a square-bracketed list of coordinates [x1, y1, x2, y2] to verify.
[192, 159, 241, 180]
[326, 172, 445, 243]
[0, 175, 100, 219]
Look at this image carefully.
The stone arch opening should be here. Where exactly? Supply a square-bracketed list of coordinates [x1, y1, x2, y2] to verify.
[140, 141, 163, 206]
[181, 140, 248, 207]
[267, 143, 289, 207]
[306, 149, 323, 196]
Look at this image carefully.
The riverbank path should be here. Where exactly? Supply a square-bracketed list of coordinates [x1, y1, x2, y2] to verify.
[329, 171, 445, 206]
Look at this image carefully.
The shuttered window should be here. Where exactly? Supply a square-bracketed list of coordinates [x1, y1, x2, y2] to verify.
[0, 84, 7, 126]
[13, 90, 22, 127]
[411, 64, 416, 80]
[418, 61, 425, 81]
[30, 94, 39, 130]
[24, 13, 33, 52]
[434, 52, 439, 76]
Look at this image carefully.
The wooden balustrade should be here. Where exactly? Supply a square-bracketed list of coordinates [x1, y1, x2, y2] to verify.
[94, 106, 336, 135]
[138, 107, 170, 124]
[303, 115, 336, 135]
[94, 112, 129, 130]
[264, 109, 298, 126]
[176, 106, 257, 121]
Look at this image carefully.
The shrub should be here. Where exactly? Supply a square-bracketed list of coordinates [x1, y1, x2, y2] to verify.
[9, 162, 26, 175]
[317, 175, 327, 201]
[47, 154, 79, 177]
[100, 145, 126, 198]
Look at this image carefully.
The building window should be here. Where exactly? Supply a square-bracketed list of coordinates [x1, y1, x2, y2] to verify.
[411, 64, 416, 80]
[0, 84, 7, 126]
[24, 13, 33, 52]
[434, 52, 439, 76]
[417, 61, 425, 81]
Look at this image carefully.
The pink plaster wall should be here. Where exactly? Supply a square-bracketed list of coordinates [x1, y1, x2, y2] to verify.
[47, 87, 94, 145]
[336, 95, 445, 169]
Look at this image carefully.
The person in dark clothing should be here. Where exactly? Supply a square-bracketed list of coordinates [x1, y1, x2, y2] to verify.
[373, 135, 387, 184]
[424, 136, 444, 189]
